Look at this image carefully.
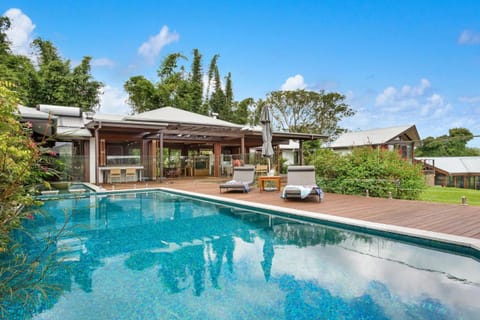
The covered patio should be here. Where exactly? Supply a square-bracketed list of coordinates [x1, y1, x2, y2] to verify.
[20, 104, 325, 185]
[86, 107, 326, 184]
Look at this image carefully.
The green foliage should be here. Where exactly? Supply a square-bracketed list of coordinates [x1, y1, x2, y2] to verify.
[416, 127, 480, 156]
[312, 147, 426, 199]
[190, 48, 204, 114]
[124, 76, 158, 114]
[232, 97, 254, 125]
[279, 157, 289, 174]
[0, 16, 11, 55]
[0, 83, 69, 316]
[0, 21, 103, 111]
[0, 54, 39, 106]
[223, 72, 234, 121]
[124, 50, 235, 118]
[31, 39, 103, 111]
[207, 55, 227, 119]
[0, 83, 43, 249]
[266, 89, 354, 139]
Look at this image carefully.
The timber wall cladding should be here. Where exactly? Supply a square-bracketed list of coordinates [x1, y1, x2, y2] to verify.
[100, 139, 106, 166]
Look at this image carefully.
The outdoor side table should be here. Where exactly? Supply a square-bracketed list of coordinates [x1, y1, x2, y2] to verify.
[258, 176, 281, 192]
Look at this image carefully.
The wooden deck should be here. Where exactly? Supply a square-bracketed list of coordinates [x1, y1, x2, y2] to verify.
[101, 177, 480, 241]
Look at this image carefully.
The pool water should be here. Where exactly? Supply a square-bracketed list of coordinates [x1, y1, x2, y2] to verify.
[4, 190, 480, 319]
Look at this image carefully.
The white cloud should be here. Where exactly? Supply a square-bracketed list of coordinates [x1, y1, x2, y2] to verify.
[459, 96, 480, 104]
[3, 8, 35, 56]
[91, 58, 115, 68]
[375, 78, 431, 108]
[345, 79, 454, 137]
[401, 78, 430, 96]
[281, 74, 307, 91]
[375, 86, 397, 106]
[98, 85, 130, 115]
[138, 26, 179, 64]
[375, 79, 452, 120]
[458, 30, 480, 45]
[420, 93, 452, 117]
[341, 81, 480, 147]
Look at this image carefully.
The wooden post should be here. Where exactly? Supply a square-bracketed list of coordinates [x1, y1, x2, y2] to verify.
[214, 143, 221, 177]
[159, 131, 163, 181]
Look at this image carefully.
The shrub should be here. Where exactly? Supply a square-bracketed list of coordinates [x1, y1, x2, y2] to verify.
[311, 147, 425, 199]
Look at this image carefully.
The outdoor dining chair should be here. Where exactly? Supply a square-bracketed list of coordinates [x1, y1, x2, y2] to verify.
[109, 168, 122, 183]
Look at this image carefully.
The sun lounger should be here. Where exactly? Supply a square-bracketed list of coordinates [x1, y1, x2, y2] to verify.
[281, 165, 324, 202]
[219, 166, 255, 193]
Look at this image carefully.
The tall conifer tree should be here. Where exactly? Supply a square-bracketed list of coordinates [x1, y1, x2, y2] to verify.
[190, 48, 204, 114]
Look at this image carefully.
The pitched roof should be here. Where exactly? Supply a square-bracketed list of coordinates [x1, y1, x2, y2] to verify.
[416, 157, 480, 174]
[329, 125, 419, 148]
[125, 106, 244, 128]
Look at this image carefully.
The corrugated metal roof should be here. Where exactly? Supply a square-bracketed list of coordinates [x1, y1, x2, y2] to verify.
[126, 106, 244, 128]
[416, 157, 480, 174]
[329, 125, 419, 148]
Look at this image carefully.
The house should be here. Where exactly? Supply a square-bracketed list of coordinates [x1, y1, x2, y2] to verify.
[415, 157, 480, 189]
[328, 125, 420, 161]
[19, 104, 326, 184]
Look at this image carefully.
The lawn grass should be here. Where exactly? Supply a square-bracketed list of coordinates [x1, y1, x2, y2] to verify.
[419, 186, 480, 206]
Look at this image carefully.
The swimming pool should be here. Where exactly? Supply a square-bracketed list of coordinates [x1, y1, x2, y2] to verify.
[5, 190, 480, 319]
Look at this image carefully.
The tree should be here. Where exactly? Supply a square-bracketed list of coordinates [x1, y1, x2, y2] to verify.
[0, 54, 38, 106]
[123, 76, 158, 114]
[207, 55, 228, 119]
[124, 50, 236, 118]
[67, 56, 103, 110]
[416, 128, 479, 156]
[156, 53, 187, 107]
[224, 72, 234, 121]
[232, 97, 254, 125]
[265, 89, 354, 139]
[31, 39, 103, 111]
[190, 48, 204, 114]
[0, 22, 103, 111]
[0, 17, 39, 106]
[0, 16, 11, 55]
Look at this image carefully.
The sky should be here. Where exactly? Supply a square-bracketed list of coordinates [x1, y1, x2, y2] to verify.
[2, 1, 480, 146]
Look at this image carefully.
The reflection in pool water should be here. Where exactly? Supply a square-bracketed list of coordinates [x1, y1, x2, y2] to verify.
[4, 191, 480, 319]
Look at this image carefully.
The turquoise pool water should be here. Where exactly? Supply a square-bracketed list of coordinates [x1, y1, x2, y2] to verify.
[4, 190, 480, 319]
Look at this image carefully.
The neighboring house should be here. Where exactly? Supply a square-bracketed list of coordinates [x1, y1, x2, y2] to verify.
[415, 157, 480, 189]
[328, 125, 420, 161]
[19, 104, 326, 184]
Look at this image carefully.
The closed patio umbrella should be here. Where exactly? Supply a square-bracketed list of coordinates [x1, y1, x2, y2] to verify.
[260, 105, 274, 172]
